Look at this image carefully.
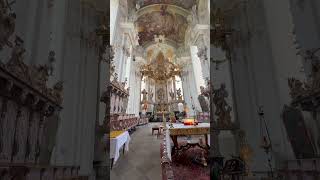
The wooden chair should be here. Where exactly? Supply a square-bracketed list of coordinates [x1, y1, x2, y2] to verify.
[152, 126, 160, 135]
[159, 125, 164, 133]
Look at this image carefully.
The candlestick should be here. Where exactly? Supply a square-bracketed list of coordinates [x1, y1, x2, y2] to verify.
[258, 106, 274, 178]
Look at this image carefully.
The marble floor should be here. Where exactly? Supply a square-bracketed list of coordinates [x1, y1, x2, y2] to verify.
[110, 123, 163, 180]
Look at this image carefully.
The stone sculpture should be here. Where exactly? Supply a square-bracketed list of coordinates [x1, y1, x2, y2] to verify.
[0, 0, 15, 50]
[142, 89, 148, 101]
[213, 83, 232, 127]
[148, 89, 153, 101]
[169, 90, 175, 100]
[177, 88, 182, 100]
[198, 95, 209, 112]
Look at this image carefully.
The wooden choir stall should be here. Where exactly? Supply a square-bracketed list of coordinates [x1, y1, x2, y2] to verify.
[0, 38, 85, 179]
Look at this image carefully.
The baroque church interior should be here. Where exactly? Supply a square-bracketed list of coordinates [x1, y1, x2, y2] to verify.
[1, 0, 320, 180]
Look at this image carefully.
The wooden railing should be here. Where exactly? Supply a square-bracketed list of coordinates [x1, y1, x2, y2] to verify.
[110, 114, 139, 131]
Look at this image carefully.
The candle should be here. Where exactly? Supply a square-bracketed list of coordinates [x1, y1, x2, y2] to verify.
[184, 118, 196, 125]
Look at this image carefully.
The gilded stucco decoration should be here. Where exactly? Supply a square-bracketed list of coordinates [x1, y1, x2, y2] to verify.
[140, 51, 181, 81]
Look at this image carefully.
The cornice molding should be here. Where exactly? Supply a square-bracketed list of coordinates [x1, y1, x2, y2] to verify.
[136, 4, 190, 19]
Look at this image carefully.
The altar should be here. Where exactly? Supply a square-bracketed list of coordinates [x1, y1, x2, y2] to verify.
[109, 131, 131, 168]
[165, 123, 210, 160]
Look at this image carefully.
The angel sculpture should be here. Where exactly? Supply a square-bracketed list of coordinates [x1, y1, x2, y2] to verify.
[177, 88, 182, 99]
[0, 0, 16, 50]
[169, 90, 175, 100]
[6, 36, 28, 80]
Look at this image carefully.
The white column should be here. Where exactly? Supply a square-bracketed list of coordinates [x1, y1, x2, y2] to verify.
[181, 61, 202, 116]
[110, 0, 120, 44]
[263, 0, 305, 162]
[190, 46, 205, 94]
[52, 0, 81, 167]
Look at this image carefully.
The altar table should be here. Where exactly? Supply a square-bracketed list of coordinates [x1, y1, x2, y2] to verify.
[166, 123, 210, 159]
[110, 131, 131, 167]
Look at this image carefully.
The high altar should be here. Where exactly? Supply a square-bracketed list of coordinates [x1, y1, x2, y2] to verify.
[140, 51, 185, 116]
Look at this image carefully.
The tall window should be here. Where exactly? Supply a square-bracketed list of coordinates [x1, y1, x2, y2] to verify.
[110, 0, 119, 44]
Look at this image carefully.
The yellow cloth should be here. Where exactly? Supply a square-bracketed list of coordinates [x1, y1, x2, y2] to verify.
[169, 127, 209, 136]
[110, 131, 124, 139]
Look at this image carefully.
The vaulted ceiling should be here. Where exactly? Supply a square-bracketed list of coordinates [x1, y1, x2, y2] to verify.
[123, 0, 203, 68]
[135, 7, 188, 46]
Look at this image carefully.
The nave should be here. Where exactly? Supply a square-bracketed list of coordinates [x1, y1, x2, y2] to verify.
[110, 123, 162, 180]
[1, 0, 320, 179]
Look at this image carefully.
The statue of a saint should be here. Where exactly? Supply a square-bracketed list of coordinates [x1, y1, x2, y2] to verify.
[157, 88, 165, 101]
[169, 90, 175, 100]
[213, 83, 232, 126]
[199, 86, 209, 112]
[177, 88, 182, 100]
[148, 90, 153, 101]
[141, 89, 148, 101]
[5, 36, 28, 80]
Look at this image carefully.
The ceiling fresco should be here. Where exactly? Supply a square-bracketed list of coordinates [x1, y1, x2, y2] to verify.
[135, 9, 188, 46]
[135, 0, 197, 10]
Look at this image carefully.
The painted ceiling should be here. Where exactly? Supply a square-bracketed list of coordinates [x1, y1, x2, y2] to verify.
[135, 7, 188, 46]
[135, 0, 197, 10]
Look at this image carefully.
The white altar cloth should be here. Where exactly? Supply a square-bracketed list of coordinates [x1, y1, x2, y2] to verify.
[165, 129, 172, 160]
[110, 131, 131, 164]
